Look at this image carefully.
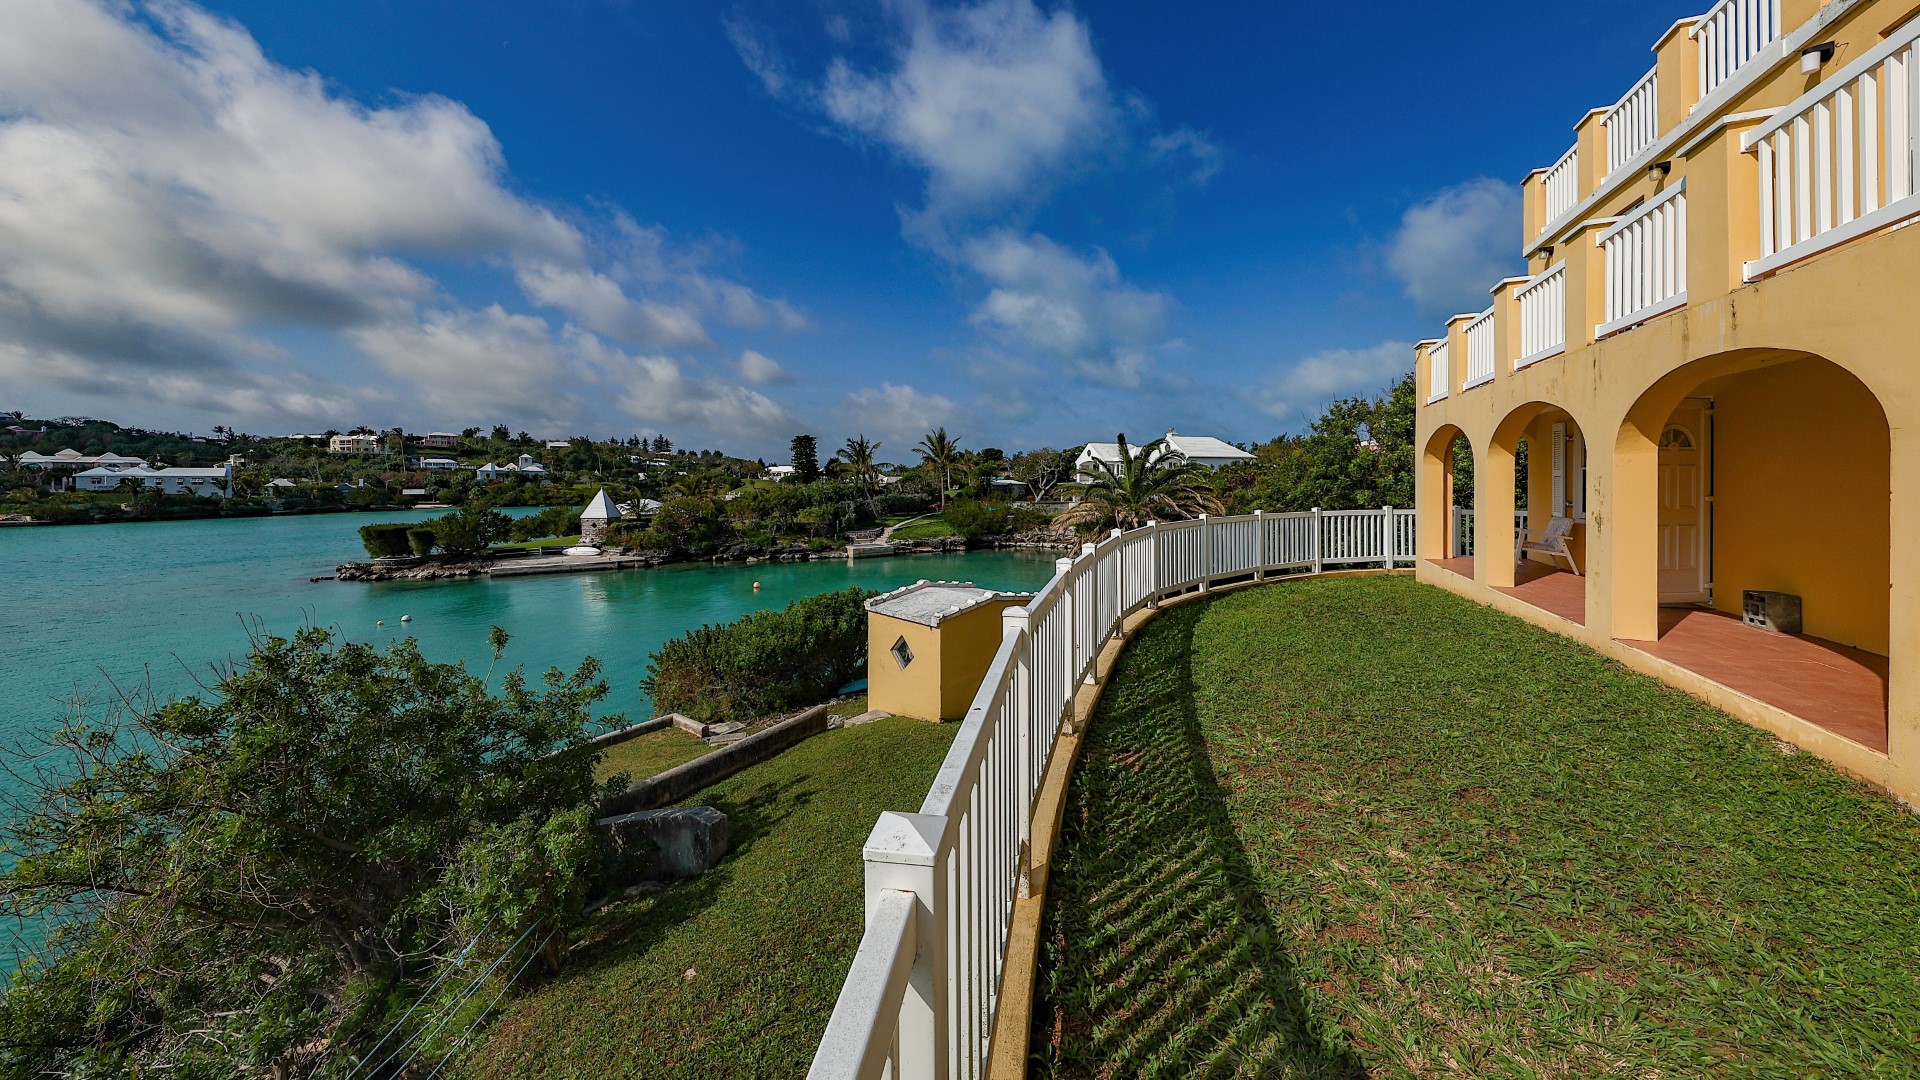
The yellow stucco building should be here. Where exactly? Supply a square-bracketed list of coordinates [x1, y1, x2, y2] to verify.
[866, 581, 1033, 723]
[1415, 0, 1920, 802]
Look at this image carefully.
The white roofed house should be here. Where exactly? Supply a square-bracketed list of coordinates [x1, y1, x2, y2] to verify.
[1075, 429, 1253, 477]
[579, 487, 620, 545]
[73, 464, 233, 499]
[474, 454, 548, 482]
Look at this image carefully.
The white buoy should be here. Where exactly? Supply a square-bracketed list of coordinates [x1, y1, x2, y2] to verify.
[377, 620, 385, 626]
[400, 614, 412, 623]
[753, 581, 761, 591]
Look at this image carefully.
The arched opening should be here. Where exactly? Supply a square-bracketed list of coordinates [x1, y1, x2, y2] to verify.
[1418, 425, 1472, 570]
[1486, 402, 1589, 620]
[1616, 350, 1890, 751]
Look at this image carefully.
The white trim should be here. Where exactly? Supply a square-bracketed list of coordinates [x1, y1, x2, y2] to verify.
[1598, 179, 1687, 245]
[1426, 392, 1449, 404]
[1514, 345, 1567, 370]
[1526, 0, 1869, 258]
[1746, 13, 1920, 147]
[1596, 290, 1689, 339]
[1675, 109, 1779, 157]
[1462, 374, 1494, 391]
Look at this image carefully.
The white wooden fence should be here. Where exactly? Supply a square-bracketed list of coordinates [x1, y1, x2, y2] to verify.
[808, 507, 1417, 1080]
[1605, 67, 1661, 175]
[1696, 0, 1784, 99]
[1515, 263, 1567, 369]
[1745, 15, 1920, 279]
[1598, 181, 1687, 337]
[1542, 145, 1580, 231]
[1462, 306, 1496, 390]
[1426, 337, 1451, 402]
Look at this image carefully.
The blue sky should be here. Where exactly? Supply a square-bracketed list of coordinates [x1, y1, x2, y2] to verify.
[0, 0, 1694, 458]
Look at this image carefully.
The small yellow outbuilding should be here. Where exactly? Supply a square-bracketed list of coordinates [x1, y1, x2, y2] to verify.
[866, 581, 1033, 723]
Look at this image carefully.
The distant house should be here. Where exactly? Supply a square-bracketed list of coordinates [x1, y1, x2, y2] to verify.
[579, 487, 619, 545]
[475, 454, 548, 482]
[19, 449, 150, 489]
[414, 456, 462, 470]
[765, 465, 797, 481]
[266, 478, 296, 490]
[545, 440, 572, 450]
[329, 433, 382, 455]
[418, 432, 460, 449]
[1075, 429, 1253, 476]
[73, 464, 233, 499]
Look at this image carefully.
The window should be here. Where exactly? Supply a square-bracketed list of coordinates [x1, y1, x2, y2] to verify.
[1659, 426, 1694, 448]
[890, 636, 915, 670]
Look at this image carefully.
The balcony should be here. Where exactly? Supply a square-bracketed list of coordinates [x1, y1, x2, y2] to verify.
[1597, 181, 1687, 338]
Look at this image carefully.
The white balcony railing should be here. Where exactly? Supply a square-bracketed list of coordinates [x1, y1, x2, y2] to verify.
[808, 507, 1419, 1080]
[1745, 18, 1920, 279]
[1515, 263, 1567, 368]
[1462, 307, 1496, 390]
[1695, 0, 1784, 99]
[1605, 68, 1660, 175]
[1598, 181, 1688, 337]
[1426, 338, 1451, 402]
[1542, 146, 1580, 231]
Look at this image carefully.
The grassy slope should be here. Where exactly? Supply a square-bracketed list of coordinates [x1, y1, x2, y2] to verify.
[459, 715, 956, 1079]
[1036, 575, 1920, 1078]
[595, 728, 710, 783]
[889, 518, 956, 540]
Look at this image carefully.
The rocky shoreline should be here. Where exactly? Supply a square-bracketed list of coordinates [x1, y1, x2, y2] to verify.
[331, 533, 1080, 583]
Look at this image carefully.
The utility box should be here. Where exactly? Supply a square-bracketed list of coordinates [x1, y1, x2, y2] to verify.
[1743, 590, 1803, 634]
[866, 581, 1033, 722]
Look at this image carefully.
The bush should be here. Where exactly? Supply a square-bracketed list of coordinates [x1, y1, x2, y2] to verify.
[642, 587, 873, 724]
[433, 501, 512, 557]
[407, 527, 439, 557]
[942, 499, 1013, 543]
[359, 522, 413, 558]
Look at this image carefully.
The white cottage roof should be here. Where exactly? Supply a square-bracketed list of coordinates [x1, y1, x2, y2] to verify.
[865, 580, 1033, 628]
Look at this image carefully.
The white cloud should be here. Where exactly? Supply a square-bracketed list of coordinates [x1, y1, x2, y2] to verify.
[0, 0, 801, 445]
[818, 0, 1115, 217]
[1149, 127, 1222, 185]
[962, 231, 1169, 384]
[1386, 178, 1522, 319]
[841, 382, 960, 443]
[737, 349, 793, 385]
[1258, 341, 1413, 420]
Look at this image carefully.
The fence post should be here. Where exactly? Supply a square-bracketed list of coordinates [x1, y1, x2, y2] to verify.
[1002, 609, 1036, 897]
[1382, 505, 1395, 569]
[1109, 528, 1127, 640]
[863, 812, 949, 1080]
[1253, 510, 1265, 580]
[1197, 514, 1212, 592]
[1310, 507, 1324, 575]
[1055, 555, 1075, 697]
[1080, 543, 1099, 686]
[1146, 521, 1161, 609]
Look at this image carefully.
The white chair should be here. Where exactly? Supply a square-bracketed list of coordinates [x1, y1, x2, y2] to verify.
[1516, 516, 1580, 575]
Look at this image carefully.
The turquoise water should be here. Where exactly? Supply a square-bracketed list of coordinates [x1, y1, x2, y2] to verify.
[0, 511, 1060, 737]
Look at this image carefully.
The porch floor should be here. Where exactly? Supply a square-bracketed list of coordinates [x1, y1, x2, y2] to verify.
[1430, 557, 1586, 625]
[1624, 609, 1889, 754]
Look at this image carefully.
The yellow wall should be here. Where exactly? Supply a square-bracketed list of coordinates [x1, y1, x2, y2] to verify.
[867, 598, 1027, 722]
[1703, 358, 1891, 653]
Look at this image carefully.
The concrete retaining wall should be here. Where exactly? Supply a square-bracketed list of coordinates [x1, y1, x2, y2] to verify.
[598, 703, 833, 817]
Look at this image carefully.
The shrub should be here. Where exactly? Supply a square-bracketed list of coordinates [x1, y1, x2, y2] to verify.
[407, 527, 439, 557]
[359, 522, 413, 558]
[642, 587, 873, 724]
[942, 499, 1013, 543]
[433, 501, 512, 557]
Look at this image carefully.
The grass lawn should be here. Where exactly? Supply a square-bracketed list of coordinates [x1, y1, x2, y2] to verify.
[1035, 575, 1920, 1078]
[595, 728, 710, 783]
[890, 517, 957, 541]
[491, 534, 581, 552]
[456, 715, 957, 1079]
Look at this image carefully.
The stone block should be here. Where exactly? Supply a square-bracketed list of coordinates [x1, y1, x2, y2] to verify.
[665, 712, 707, 738]
[599, 805, 730, 884]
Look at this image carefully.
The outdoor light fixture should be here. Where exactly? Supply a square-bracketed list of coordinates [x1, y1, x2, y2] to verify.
[1801, 41, 1836, 74]
[1648, 160, 1673, 180]
[1540, 245, 1555, 261]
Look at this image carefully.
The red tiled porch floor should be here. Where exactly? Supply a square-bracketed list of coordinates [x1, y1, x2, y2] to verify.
[1427, 557, 1887, 753]
[1430, 557, 1586, 625]
[1625, 609, 1889, 753]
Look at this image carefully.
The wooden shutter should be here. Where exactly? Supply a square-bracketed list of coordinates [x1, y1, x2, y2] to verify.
[1551, 423, 1567, 518]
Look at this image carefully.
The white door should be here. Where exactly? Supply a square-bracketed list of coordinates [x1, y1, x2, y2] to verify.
[1658, 400, 1710, 604]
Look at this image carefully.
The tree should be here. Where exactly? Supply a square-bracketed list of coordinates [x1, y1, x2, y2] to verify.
[433, 500, 512, 557]
[651, 434, 672, 454]
[0, 627, 614, 1077]
[1057, 434, 1223, 533]
[790, 434, 821, 484]
[839, 434, 881, 506]
[915, 427, 961, 507]
[1010, 447, 1076, 501]
[491, 423, 511, 442]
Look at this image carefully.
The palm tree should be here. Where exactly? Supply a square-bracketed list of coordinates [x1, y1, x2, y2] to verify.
[840, 435, 881, 506]
[1057, 433, 1223, 534]
[915, 427, 961, 508]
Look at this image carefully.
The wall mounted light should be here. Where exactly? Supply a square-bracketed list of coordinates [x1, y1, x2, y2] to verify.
[1539, 245, 1555, 261]
[1648, 160, 1673, 181]
[1801, 41, 1837, 74]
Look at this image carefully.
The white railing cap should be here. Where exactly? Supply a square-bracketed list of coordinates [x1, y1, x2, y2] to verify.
[863, 811, 944, 867]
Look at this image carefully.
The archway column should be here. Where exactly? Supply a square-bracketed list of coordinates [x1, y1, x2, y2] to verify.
[1474, 440, 1517, 587]
[1888, 426, 1920, 805]
[1417, 428, 1461, 562]
[1599, 422, 1661, 642]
